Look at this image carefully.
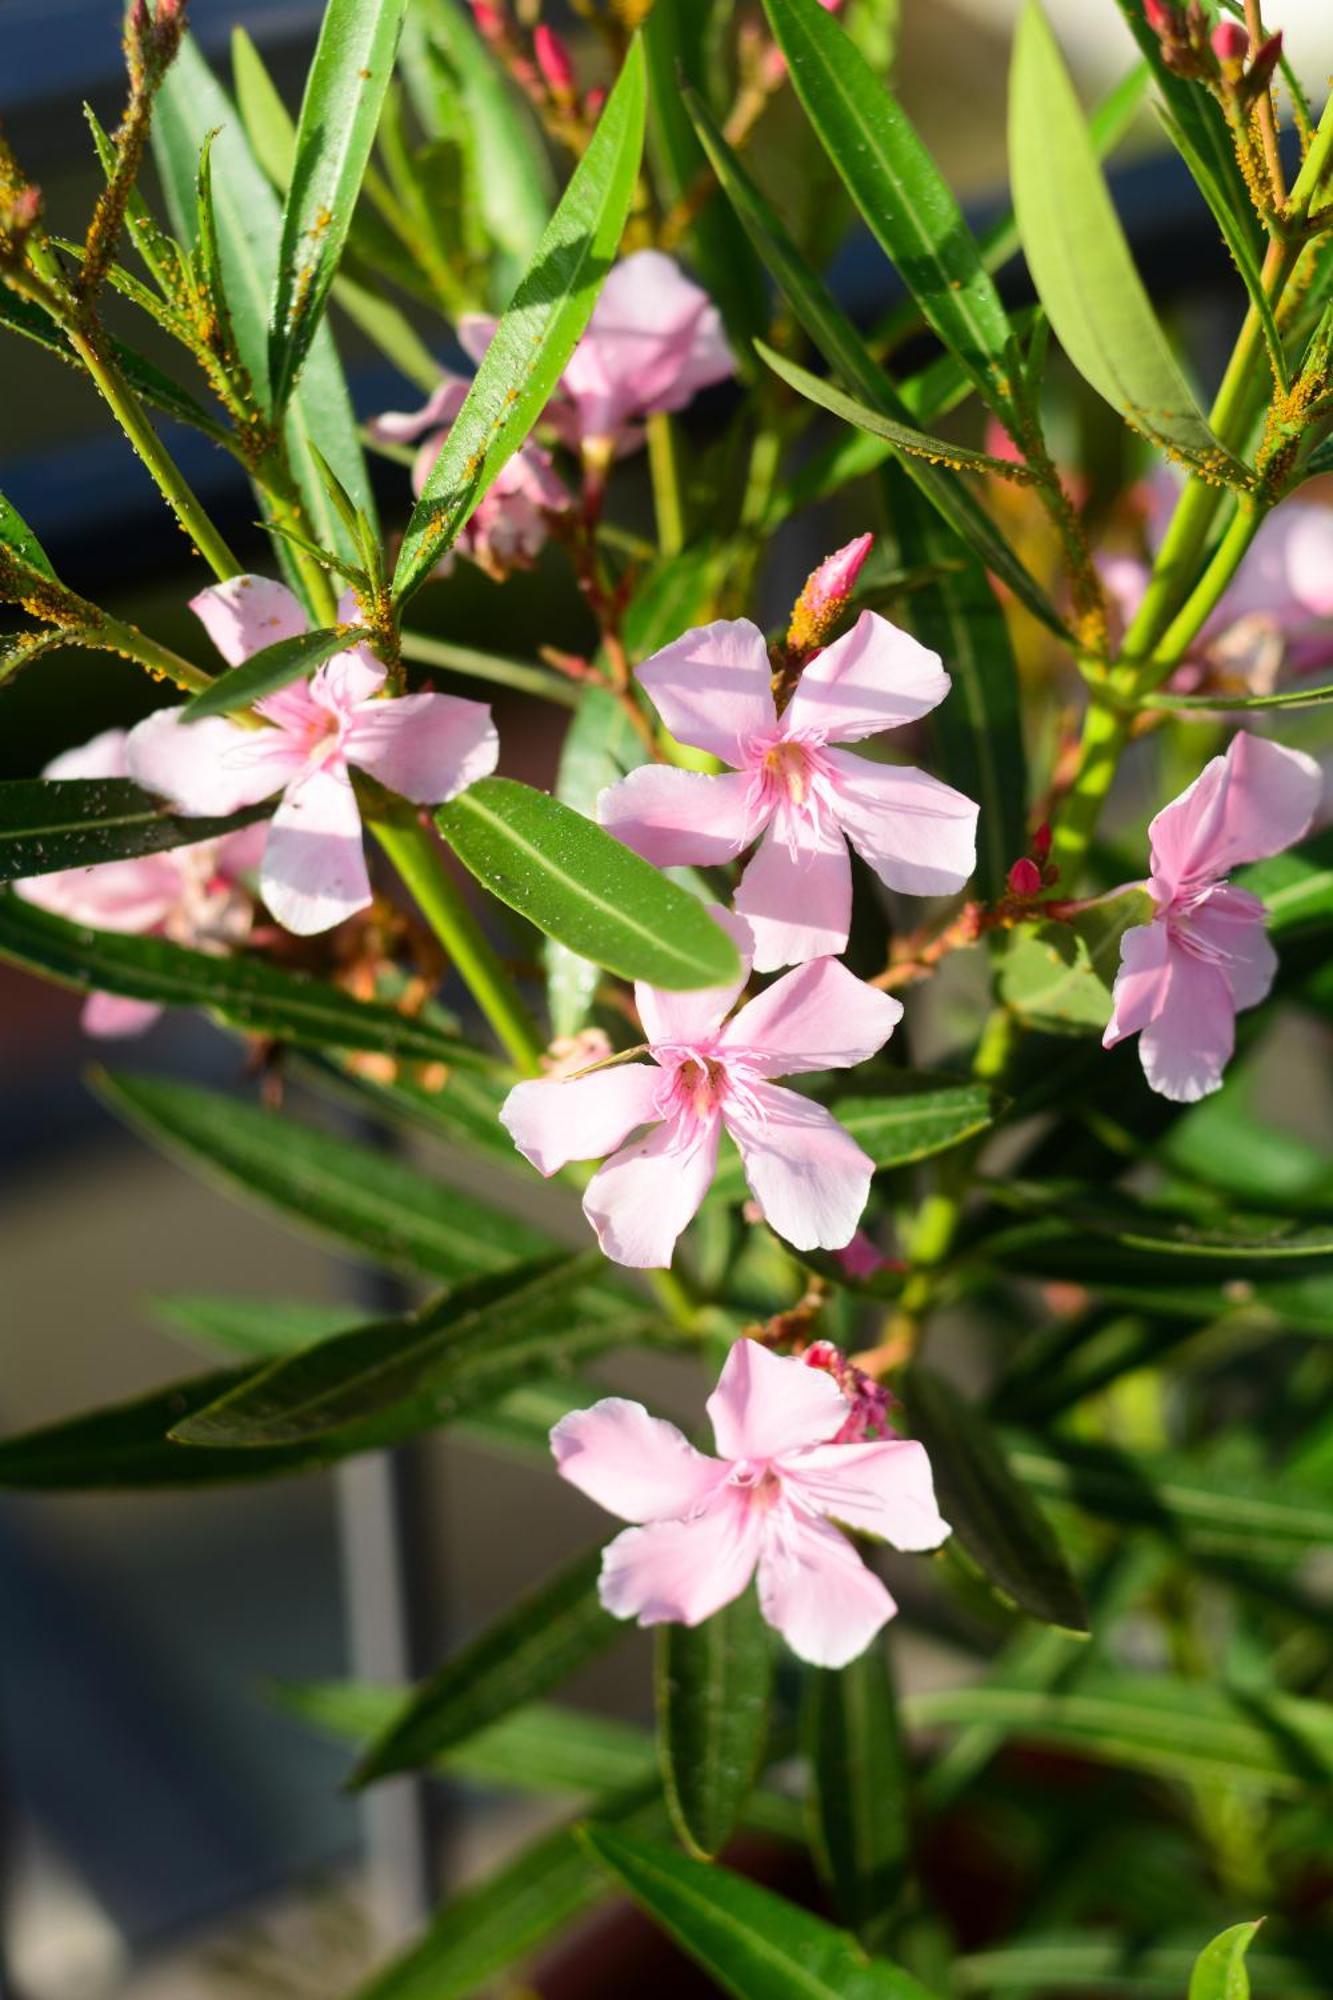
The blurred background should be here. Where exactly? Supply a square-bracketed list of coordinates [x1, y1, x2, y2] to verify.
[3, 2, 1330, 1995]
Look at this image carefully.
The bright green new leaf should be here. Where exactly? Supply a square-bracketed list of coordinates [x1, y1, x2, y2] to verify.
[436, 777, 741, 991]
[393, 41, 646, 600]
[656, 1588, 773, 1860]
[0, 779, 266, 882]
[1239, 829, 1333, 937]
[269, 0, 410, 405]
[1010, 4, 1246, 478]
[181, 621, 365, 719]
[998, 888, 1155, 1035]
[0, 488, 56, 580]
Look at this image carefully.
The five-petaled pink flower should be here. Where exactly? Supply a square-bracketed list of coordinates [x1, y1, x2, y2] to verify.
[500, 910, 903, 1268]
[16, 727, 263, 1038]
[125, 576, 497, 937]
[369, 377, 569, 581]
[1104, 732, 1323, 1101]
[551, 1337, 949, 1668]
[598, 611, 979, 970]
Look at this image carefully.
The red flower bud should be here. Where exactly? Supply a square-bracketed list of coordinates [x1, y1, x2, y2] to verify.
[1007, 857, 1043, 899]
[1143, 0, 1178, 33]
[1241, 30, 1284, 102]
[1210, 19, 1249, 63]
[533, 23, 575, 97]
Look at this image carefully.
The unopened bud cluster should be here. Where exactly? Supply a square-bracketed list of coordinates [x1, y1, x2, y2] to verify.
[124, 0, 186, 92]
[1005, 820, 1056, 902]
[1142, 0, 1281, 106]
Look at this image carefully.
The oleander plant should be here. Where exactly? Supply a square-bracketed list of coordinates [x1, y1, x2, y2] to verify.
[2, 0, 1333, 1992]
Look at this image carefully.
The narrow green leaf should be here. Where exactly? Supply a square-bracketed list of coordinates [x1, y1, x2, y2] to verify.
[232, 27, 297, 186]
[394, 41, 646, 600]
[657, 1588, 773, 1860]
[0, 892, 488, 1065]
[1010, 3, 1246, 479]
[805, 1648, 909, 1942]
[269, 0, 410, 405]
[581, 1825, 941, 2000]
[904, 1366, 1088, 1631]
[352, 1546, 619, 1786]
[0, 779, 265, 881]
[762, 0, 1013, 412]
[884, 467, 1027, 901]
[1239, 829, 1333, 939]
[685, 85, 1067, 640]
[904, 1675, 1333, 1798]
[758, 345, 1037, 483]
[181, 621, 364, 719]
[956, 1934, 1321, 1996]
[989, 1182, 1333, 1269]
[1141, 680, 1333, 713]
[92, 1069, 553, 1281]
[435, 777, 741, 991]
[154, 1293, 362, 1359]
[171, 1253, 614, 1445]
[997, 888, 1156, 1035]
[546, 685, 644, 1037]
[710, 1077, 996, 1205]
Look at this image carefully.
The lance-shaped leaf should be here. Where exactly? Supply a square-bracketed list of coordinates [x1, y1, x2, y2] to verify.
[171, 1252, 618, 1445]
[904, 1366, 1088, 1632]
[685, 86, 1066, 640]
[762, 0, 1014, 414]
[710, 1076, 996, 1205]
[352, 1546, 620, 1785]
[1239, 829, 1333, 939]
[656, 1588, 773, 1861]
[1190, 1920, 1263, 2000]
[181, 621, 366, 719]
[92, 1069, 553, 1280]
[545, 685, 643, 1038]
[0, 779, 266, 882]
[1010, 4, 1246, 480]
[0, 893, 488, 1066]
[393, 40, 646, 601]
[956, 1935, 1318, 1996]
[805, 1647, 910, 1943]
[581, 1826, 941, 2000]
[987, 1182, 1333, 1270]
[269, 0, 410, 405]
[435, 778, 741, 991]
[155, 1293, 363, 1359]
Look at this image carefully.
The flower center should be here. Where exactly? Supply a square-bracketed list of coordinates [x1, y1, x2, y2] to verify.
[762, 738, 816, 805]
[667, 1053, 730, 1120]
[729, 1462, 784, 1510]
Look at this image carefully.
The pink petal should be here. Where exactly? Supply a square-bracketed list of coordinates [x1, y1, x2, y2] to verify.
[728, 1083, 875, 1253]
[1102, 919, 1170, 1049]
[825, 749, 978, 898]
[756, 1509, 895, 1667]
[637, 619, 776, 765]
[1137, 943, 1236, 1103]
[1212, 502, 1333, 627]
[189, 575, 308, 666]
[784, 611, 951, 743]
[583, 1117, 720, 1268]
[1149, 732, 1323, 891]
[1186, 883, 1277, 1013]
[500, 1063, 662, 1176]
[550, 1397, 726, 1523]
[780, 1438, 950, 1550]
[316, 648, 387, 712]
[43, 727, 130, 780]
[598, 766, 762, 867]
[706, 1338, 849, 1462]
[365, 374, 468, 445]
[598, 1490, 761, 1628]
[636, 905, 753, 1050]
[345, 691, 498, 803]
[455, 312, 500, 367]
[721, 957, 903, 1077]
[81, 991, 164, 1038]
[561, 250, 734, 446]
[126, 708, 302, 816]
[734, 813, 852, 972]
[258, 765, 370, 936]
[15, 851, 186, 933]
[1283, 505, 1333, 619]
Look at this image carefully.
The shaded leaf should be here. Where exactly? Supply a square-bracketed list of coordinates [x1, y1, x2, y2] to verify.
[657, 1588, 773, 1860]
[154, 1293, 362, 1359]
[0, 778, 265, 882]
[805, 1647, 909, 1942]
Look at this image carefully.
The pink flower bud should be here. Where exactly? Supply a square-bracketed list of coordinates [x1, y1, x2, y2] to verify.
[534, 23, 576, 97]
[787, 533, 874, 656]
[1143, 0, 1178, 32]
[583, 84, 607, 118]
[1211, 20, 1249, 63]
[470, 0, 505, 46]
[1007, 857, 1043, 899]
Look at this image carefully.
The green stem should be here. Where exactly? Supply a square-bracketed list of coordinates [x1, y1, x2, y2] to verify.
[1287, 90, 1333, 223]
[368, 811, 545, 1076]
[400, 629, 580, 708]
[646, 411, 685, 558]
[98, 613, 214, 694]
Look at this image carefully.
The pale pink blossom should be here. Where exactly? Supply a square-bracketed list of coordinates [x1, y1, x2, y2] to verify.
[598, 612, 978, 970]
[16, 728, 262, 1037]
[551, 1336, 948, 1667]
[1104, 732, 1323, 1101]
[125, 576, 497, 937]
[369, 377, 569, 580]
[501, 910, 903, 1268]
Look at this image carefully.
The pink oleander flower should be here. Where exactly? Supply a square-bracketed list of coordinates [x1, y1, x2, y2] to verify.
[369, 378, 569, 581]
[15, 727, 262, 1037]
[551, 1336, 948, 1667]
[501, 910, 903, 1268]
[125, 576, 497, 938]
[598, 611, 979, 970]
[1104, 732, 1323, 1102]
[1103, 485, 1333, 692]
